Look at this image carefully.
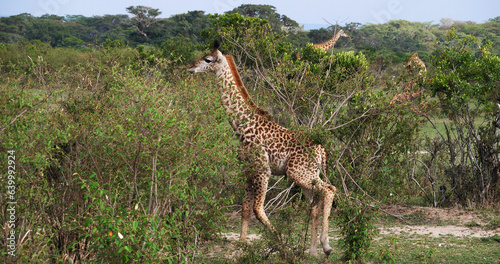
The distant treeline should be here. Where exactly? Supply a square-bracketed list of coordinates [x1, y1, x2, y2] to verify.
[1, 4, 499, 62]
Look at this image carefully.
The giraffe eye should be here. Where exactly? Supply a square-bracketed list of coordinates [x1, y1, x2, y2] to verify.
[204, 58, 212, 63]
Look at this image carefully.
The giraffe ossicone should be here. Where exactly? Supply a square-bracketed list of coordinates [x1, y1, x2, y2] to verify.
[187, 42, 337, 257]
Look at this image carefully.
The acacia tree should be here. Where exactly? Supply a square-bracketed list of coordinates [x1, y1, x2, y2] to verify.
[126, 5, 161, 37]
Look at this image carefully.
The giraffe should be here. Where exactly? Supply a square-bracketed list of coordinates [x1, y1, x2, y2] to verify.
[312, 29, 350, 51]
[406, 52, 427, 76]
[390, 52, 428, 115]
[187, 42, 337, 256]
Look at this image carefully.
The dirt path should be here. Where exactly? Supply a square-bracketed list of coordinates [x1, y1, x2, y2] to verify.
[379, 205, 499, 238]
[223, 206, 500, 241]
[382, 205, 492, 226]
[224, 226, 499, 242]
[380, 225, 497, 238]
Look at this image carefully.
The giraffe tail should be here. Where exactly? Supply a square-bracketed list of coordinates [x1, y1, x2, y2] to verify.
[322, 148, 329, 184]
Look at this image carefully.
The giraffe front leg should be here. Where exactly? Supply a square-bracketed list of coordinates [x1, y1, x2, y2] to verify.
[240, 178, 255, 243]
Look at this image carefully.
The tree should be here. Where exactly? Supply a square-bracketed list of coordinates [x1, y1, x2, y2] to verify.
[427, 29, 500, 205]
[440, 18, 456, 29]
[60, 36, 84, 48]
[201, 12, 273, 55]
[0, 13, 32, 43]
[126, 6, 161, 37]
[163, 10, 211, 43]
[226, 4, 298, 32]
[307, 28, 333, 44]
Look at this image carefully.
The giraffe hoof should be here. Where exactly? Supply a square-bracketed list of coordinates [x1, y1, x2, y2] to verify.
[324, 248, 332, 257]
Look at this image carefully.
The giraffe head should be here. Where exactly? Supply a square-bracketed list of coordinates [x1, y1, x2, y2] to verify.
[337, 29, 350, 38]
[407, 53, 426, 74]
[187, 41, 224, 73]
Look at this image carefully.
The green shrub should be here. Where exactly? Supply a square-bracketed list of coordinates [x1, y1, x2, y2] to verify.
[336, 196, 377, 261]
[0, 46, 239, 262]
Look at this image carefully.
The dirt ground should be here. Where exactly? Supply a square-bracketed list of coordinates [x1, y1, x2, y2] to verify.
[211, 206, 499, 263]
[223, 205, 500, 241]
[379, 205, 500, 238]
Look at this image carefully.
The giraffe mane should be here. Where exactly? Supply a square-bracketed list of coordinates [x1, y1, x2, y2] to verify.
[224, 55, 270, 119]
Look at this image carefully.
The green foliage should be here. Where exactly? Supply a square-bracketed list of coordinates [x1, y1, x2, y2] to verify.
[298, 45, 369, 87]
[158, 36, 198, 64]
[226, 4, 299, 32]
[335, 196, 377, 261]
[430, 28, 498, 105]
[103, 39, 125, 49]
[60, 36, 84, 48]
[308, 27, 334, 44]
[1, 7, 499, 60]
[237, 201, 310, 263]
[300, 43, 326, 64]
[126, 5, 162, 38]
[328, 50, 369, 83]
[332, 85, 422, 199]
[0, 45, 239, 262]
[481, 234, 500, 244]
[2, 9, 500, 263]
[162, 11, 211, 43]
[357, 21, 437, 53]
[374, 237, 398, 264]
[201, 12, 275, 56]
[427, 29, 500, 206]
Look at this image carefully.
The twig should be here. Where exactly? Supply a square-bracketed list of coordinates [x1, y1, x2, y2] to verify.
[0, 108, 28, 135]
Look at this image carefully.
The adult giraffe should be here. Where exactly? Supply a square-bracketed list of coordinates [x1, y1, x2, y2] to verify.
[187, 42, 337, 256]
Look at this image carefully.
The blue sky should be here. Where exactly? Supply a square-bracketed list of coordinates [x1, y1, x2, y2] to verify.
[1, 0, 499, 28]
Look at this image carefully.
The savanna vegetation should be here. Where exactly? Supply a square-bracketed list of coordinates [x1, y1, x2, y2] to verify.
[1, 4, 499, 263]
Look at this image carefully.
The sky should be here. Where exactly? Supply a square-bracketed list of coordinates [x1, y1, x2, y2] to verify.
[1, 0, 499, 29]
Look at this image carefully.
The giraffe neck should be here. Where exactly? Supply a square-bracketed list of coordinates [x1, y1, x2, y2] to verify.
[314, 30, 346, 51]
[215, 55, 264, 127]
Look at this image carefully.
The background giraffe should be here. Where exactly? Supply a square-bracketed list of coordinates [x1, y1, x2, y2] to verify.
[390, 52, 428, 115]
[406, 52, 427, 75]
[312, 29, 350, 51]
[187, 42, 337, 257]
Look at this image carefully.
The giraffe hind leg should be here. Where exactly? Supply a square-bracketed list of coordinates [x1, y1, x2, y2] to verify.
[252, 173, 274, 231]
[320, 184, 337, 256]
[309, 201, 322, 256]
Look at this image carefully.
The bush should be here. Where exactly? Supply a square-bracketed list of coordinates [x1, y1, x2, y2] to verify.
[335, 196, 377, 261]
[0, 46, 239, 262]
[237, 201, 310, 263]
